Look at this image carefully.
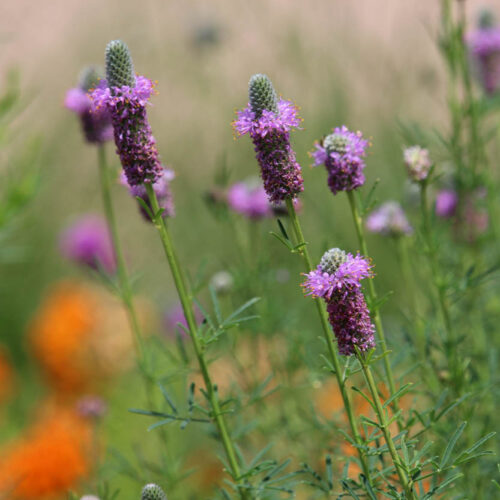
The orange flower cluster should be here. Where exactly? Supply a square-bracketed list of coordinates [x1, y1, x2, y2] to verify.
[0, 406, 91, 499]
[28, 281, 137, 393]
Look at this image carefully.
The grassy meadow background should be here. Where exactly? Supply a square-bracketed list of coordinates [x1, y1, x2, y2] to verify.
[0, 1, 498, 498]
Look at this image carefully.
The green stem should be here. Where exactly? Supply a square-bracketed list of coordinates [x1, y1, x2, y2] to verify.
[145, 184, 250, 500]
[285, 198, 373, 486]
[358, 354, 415, 499]
[346, 191, 399, 409]
[97, 146, 145, 361]
[419, 182, 459, 391]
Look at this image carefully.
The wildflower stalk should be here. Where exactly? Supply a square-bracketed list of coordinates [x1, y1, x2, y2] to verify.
[145, 184, 250, 500]
[419, 180, 459, 391]
[357, 352, 416, 500]
[346, 191, 399, 409]
[97, 145, 145, 360]
[285, 198, 373, 485]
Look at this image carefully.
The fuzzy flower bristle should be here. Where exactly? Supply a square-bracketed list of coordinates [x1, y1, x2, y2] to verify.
[302, 250, 375, 356]
[233, 74, 304, 203]
[105, 40, 135, 89]
[249, 74, 278, 118]
[141, 483, 168, 500]
[312, 126, 369, 195]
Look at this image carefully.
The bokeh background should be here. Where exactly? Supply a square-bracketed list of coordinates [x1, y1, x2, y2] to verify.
[0, 1, 498, 498]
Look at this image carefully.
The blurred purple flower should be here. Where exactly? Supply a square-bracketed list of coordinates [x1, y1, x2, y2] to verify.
[366, 201, 413, 237]
[121, 169, 175, 221]
[435, 189, 458, 218]
[404, 146, 431, 182]
[302, 248, 375, 356]
[227, 180, 271, 219]
[65, 70, 113, 144]
[467, 13, 500, 94]
[76, 395, 107, 419]
[59, 215, 116, 273]
[312, 126, 369, 195]
[164, 304, 204, 339]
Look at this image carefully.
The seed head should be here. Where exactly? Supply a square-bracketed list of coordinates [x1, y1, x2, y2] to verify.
[249, 74, 278, 118]
[323, 133, 349, 155]
[141, 483, 167, 500]
[319, 248, 348, 274]
[105, 40, 135, 89]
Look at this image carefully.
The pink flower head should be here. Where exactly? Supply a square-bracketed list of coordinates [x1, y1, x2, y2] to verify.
[227, 180, 271, 219]
[404, 146, 432, 182]
[435, 189, 458, 218]
[59, 215, 116, 273]
[65, 88, 91, 114]
[366, 201, 413, 236]
[164, 303, 204, 339]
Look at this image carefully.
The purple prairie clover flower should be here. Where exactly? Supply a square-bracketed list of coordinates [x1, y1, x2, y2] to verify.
[403, 145, 432, 182]
[121, 168, 175, 221]
[312, 126, 369, 195]
[233, 74, 304, 204]
[467, 11, 500, 95]
[435, 189, 458, 218]
[65, 67, 113, 144]
[59, 215, 116, 273]
[366, 201, 413, 237]
[302, 248, 375, 356]
[90, 40, 163, 186]
[227, 179, 271, 219]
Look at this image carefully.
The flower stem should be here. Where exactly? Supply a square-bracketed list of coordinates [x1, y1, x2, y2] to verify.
[346, 191, 399, 410]
[145, 184, 250, 500]
[97, 145, 145, 361]
[419, 181, 459, 391]
[357, 353, 415, 499]
[285, 198, 373, 486]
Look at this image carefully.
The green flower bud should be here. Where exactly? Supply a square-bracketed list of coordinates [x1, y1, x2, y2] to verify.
[323, 133, 349, 155]
[249, 73, 278, 118]
[105, 40, 135, 89]
[141, 483, 167, 500]
[479, 9, 496, 29]
[79, 66, 103, 92]
[320, 248, 348, 274]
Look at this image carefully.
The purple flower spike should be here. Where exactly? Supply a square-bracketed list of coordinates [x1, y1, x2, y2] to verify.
[233, 74, 304, 204]
[59, 215, 116, 273]
[467, 11, 500, 94]
[312, 126, 369, 195]
[164, 303, 204, 339]
[366, 201, 413, 237]
[65, 67, 113, 144]
[302, 248, 375, 356]
[435, 189, 458, 218]
[122, 168, 175, 221]
[227, 179, 271, 219]
[90, 41, 164, 186]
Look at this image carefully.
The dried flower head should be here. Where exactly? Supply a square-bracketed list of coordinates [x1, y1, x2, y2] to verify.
[312, 126, 369, 195]
[141, 483, 168, 500]
[403, 146, 432, 182]
[59, 215, 116, 273]
[233, 74, 304, 203]
[91, 40, 164, 186]
[65, 66, 113, 144]
[302, 250, 375, 355]
[366, 201, 413, 237]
